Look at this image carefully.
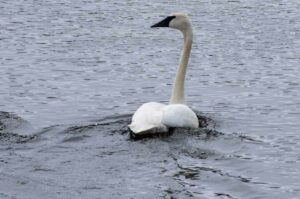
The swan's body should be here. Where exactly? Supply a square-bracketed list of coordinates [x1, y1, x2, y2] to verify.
[129, 13, 199, 135]
[161, 104, 198, 128]
[129, 102, 198, 135]
[129, 102, 168, 134]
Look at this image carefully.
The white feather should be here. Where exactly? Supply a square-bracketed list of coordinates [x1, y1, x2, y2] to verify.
[162, 104, 199, 128]
[128, 102, 168, 134]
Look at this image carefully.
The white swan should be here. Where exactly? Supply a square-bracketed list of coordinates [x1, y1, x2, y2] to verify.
[129, 13, 199, 135]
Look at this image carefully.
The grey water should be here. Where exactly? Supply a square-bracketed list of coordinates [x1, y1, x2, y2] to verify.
[1, 0, 300, 198]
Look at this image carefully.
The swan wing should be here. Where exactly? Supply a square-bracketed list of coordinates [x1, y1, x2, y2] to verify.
[162, 104, 199, 128]
[129, 102, 168, 134]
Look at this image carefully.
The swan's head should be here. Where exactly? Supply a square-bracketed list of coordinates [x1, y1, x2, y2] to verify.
[151, 13, 192, 32]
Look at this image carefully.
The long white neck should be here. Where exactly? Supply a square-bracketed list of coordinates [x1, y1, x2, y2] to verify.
[170, 26, 193, 104]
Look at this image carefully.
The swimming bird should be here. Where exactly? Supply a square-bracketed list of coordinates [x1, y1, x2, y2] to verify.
[129, 13, 198, 135]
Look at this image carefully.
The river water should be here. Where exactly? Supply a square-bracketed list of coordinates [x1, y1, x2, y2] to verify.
[0, 0, 300, 198]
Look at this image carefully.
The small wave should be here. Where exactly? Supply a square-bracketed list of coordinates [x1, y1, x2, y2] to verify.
[0, 111, 36, 144]
[0, 111, 29, 132]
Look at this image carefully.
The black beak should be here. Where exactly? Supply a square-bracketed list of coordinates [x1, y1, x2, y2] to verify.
[151, 16, 176, 28]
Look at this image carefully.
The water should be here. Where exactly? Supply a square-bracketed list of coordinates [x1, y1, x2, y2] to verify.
[1, 0, 300, 198]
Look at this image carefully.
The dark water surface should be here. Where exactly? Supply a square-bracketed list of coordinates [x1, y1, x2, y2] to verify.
[1, 0, 300, 198]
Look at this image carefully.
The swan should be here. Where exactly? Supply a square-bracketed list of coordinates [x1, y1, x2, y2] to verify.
[129, 13, 198, 135]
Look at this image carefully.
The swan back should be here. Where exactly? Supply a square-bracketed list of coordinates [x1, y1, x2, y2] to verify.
[162, 104, 199, 128]
[129, 102, 168, 134]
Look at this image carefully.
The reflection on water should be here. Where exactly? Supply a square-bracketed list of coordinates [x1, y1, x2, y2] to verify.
[1, 0, 300, 198]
